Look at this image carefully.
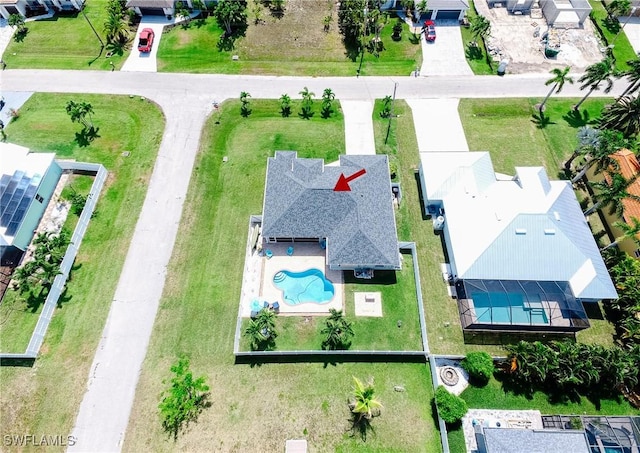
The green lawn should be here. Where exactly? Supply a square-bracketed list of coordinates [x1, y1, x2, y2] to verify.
[0, 93, 164, 442]
[460, 1, 494, 75]
[459, 97, 613, 175]
[240, 254, 423, 352]
[158, 11, 421, 75]
[589, 0, 638, 71]
[123, 99, 440, 452]
[2, 0, 132, 71]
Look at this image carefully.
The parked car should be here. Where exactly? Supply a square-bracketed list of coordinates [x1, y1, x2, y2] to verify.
[138, 28, 155, 53]
[423, 20, 436, 42]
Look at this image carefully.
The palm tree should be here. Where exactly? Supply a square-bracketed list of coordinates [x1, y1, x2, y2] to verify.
[574, 57, 616, 111]
[321, 309, 354, 350]
[571, 129, 630, 183]
[65, 100, 95, 130]
[244, 320, 267, 351]
[279, 94, 291, 117]
[299, 86, 315, 119]
[470, 15, 491, 46]
[8, 13, 26, 33]
[584, 171, 640, 216]
[540, 66, 574, 113]
[618, 57, 640, 98]
[602, 217, 640, 250]
[564, 126, 599, 171]
[349, 376, 382, 422]
[244, 308, 278, 350]
[321, 88, 336, 118]
[103, 13, 129, 45]
[599, 95, 640, 137]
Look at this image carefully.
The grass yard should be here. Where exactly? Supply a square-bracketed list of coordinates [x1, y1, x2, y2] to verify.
[0, 93, 163, 444]
[158, 2, 421, 75]
[123, 99, 440, 452]
[458, 97, 613, 176]
[589, 0, 637, 71]
[2, 0, 132, 71]
[371, 99, 505, 356]
[240, 254, 423, 352]
[460, 0, 494, 75]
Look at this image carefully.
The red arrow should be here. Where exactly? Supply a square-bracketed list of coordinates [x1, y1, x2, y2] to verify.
[333, 168, 367, 192]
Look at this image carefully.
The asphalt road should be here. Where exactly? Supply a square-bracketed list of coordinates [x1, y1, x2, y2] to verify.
[0, 69, 630, 452]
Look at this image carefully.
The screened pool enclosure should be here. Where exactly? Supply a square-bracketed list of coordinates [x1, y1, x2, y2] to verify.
[457, 279, 590, 333]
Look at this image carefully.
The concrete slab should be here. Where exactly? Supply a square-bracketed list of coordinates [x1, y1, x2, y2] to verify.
[354, 292, 383, 317]
[341, 100, 376, 155]
[0, 91, 34, 126]
[620, 16, 640, 55]
[406, 99, 469, 152]
[420, 22, 473, 76]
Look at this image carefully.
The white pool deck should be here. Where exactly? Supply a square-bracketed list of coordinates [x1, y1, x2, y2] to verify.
[240, 242, 344, 317]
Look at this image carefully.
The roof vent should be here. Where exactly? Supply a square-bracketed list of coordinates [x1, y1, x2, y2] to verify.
[544, 228, 556, 235]
[515, 228, 527, 235]
[554, 211, 561, 221]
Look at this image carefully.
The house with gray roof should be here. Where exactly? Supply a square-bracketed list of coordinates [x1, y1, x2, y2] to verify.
[475, 426, 591, 453]
[419, 151, 617, 333]
[261, 151, 400, 272]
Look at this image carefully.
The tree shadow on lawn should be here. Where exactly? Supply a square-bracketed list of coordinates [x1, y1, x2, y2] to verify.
[348, 411, 377, 442]
[466, 43, 483, 61]
[562, 109, 596, 128]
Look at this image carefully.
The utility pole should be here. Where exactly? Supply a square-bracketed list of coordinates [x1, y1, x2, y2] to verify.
[81, 8, 105, 49]
[384, 82, 399, 144]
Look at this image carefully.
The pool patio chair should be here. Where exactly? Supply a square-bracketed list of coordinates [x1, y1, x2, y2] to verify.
[265, 249, 273, 259]
[272, 301, 280, 313]
[287, 246, 294, 256]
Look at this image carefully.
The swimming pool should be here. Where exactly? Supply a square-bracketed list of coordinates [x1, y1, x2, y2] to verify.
[472, 292, 549, 325]
[273, 268, 335, 305]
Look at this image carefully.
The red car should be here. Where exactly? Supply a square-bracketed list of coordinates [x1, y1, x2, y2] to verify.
[423, 20, 436, 42]
[138, 28, 155, 53]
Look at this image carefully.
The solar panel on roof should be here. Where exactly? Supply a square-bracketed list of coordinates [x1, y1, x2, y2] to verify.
[0, 170, 42, 238]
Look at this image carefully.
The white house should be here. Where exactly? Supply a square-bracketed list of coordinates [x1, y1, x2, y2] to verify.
[0, 0, 83, 20]
[419, 151, 617, 332]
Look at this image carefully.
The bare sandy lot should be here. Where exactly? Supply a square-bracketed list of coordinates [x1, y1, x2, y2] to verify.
[475, 0, 607, 73]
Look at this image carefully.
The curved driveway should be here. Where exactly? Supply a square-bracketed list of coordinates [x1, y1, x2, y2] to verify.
[0, 69, 629, 452]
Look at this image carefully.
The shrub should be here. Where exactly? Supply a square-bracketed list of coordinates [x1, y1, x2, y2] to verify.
[461, 351, 494, 386]
[434, 385, 468, 424]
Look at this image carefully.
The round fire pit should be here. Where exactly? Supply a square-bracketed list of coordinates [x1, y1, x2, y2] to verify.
[439, 366, 459, 386]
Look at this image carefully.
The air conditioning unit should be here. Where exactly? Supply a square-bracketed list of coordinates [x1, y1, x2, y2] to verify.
[433, 215, 445, 230]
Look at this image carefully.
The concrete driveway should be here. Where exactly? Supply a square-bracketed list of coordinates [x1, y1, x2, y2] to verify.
[121, 18, 170, 72]
[341, 100, 375, 155]
[406, 98, 469, 151]
[620, 16, 640, 55]
[420, 21, 473, 76]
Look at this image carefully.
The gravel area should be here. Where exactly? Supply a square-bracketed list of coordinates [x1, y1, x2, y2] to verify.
[475, 0, 605, 73]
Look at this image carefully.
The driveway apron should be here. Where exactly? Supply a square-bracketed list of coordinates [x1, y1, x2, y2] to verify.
[341, 100, 376, 155]
[406, 98, 469, 152]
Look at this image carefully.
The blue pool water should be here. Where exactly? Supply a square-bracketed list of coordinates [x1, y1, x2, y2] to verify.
[273, 268, 335, 305]
[472, 292, 549, 325]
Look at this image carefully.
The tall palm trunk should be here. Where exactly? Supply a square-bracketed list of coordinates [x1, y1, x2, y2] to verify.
[574, 86, 596, 111]
[564, 149, 580, 170]
[619, 80, 640, 99]
[584, 200, 602, 216]
[539, 83, 557, 113]
[571, 161, 592, 184]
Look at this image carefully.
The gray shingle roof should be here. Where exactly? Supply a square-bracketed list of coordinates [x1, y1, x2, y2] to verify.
[262, 151, 400, 269]
[480, 428, 590, 453]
